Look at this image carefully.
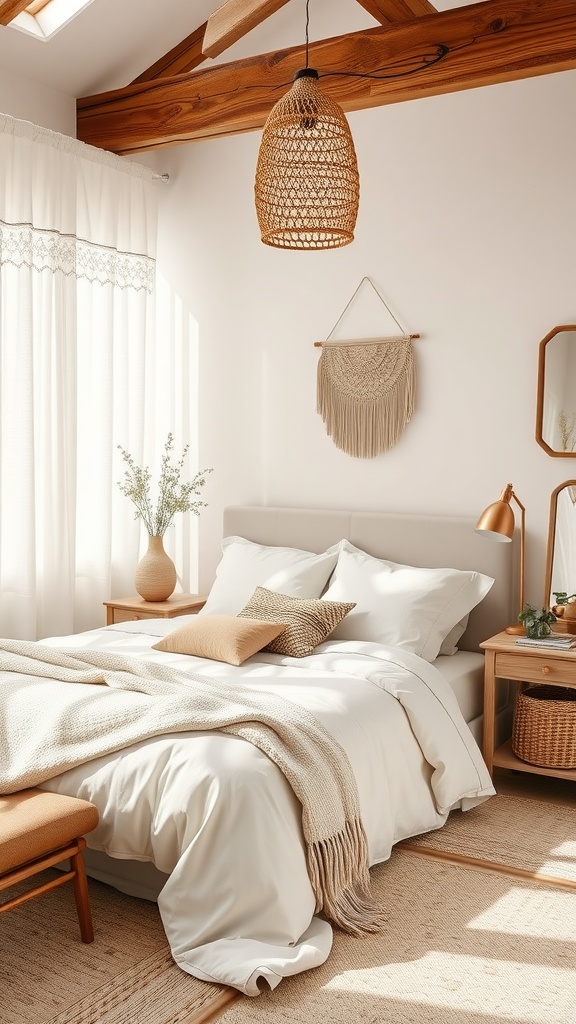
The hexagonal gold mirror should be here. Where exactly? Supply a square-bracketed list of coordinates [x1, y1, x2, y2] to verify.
[536, 325, 576, 456]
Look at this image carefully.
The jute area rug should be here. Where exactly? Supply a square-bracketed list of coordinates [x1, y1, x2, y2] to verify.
[216, 794, 576, 1024]
[397, 792, 576, 888]
[4, 795, 575, 1024]
[0, 871, 237, 1024]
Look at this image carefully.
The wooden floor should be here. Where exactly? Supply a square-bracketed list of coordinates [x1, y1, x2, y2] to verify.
[494, 766, 576, 807]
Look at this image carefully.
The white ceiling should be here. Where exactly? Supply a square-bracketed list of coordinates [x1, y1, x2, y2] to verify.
[0, 0, 479, 99]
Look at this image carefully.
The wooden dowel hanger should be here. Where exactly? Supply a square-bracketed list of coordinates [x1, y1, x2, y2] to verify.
[314, 334, 420, 347]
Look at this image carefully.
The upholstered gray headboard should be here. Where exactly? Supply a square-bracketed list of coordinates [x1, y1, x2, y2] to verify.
[222, 506, 517, 653]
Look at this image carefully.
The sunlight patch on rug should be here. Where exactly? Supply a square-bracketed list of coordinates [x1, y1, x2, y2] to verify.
[466, 884, 576, 941]
[542, 839, 576, 878]
[325, 952, 574, 1020]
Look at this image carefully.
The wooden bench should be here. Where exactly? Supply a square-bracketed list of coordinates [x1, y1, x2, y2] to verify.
[0, 788, 99, 942]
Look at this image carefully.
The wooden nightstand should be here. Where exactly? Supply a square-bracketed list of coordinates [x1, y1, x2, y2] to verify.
[104, 594, 207, 626]
[481, 631, 576, 781]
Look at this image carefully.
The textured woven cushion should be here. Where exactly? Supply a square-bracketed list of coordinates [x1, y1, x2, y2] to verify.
[152, 614, 288, 666]
[0, 789, 99, 875]
[238, 587, 356, 658]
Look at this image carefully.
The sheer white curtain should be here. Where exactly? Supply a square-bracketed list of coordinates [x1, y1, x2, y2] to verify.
[0, 115, 190, 640]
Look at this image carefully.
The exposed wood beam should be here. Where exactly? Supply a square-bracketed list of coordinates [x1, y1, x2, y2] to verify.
[203, 0, 292, 59]
[0, 0, 32, 25]
[132, 0, 441, 85]
[26, 0, 51, 14]
[77, 0, 576, 156]
[131, 23, 207, 84]
[355, 1, 437, 26]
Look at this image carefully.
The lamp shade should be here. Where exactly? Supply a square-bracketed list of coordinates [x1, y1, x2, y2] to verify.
[475, 497, 515, 542]
[255, 69, 359, 250]
[476, 483, 526, 633]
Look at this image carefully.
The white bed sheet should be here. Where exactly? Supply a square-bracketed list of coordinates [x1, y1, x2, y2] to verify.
[434, 650, 486, 723]
[434, 650, 511, 747]
[36, 620, 495, 995]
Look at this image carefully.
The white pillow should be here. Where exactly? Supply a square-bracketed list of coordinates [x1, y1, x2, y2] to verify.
[199, 536, 339, 617]
[438, 615, 469, 657]
[322, 540, 493, 662]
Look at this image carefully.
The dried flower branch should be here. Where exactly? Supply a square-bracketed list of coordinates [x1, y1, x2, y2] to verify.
[558, 409, 576, 453]
[117, 434, 212, 537]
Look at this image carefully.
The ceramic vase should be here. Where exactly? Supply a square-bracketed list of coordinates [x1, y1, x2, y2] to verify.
[135, 534, 177, 602]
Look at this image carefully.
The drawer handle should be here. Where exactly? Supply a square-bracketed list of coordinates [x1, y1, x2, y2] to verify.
[132, 615, 140, 621]
[541, 666, 550, 676]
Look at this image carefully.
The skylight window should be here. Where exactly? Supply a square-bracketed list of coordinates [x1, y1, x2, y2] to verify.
[12, 0, 95, 41]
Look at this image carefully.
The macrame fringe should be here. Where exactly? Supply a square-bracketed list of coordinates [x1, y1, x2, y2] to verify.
[317, 340, 415, 459]
[307, 818, 385, 935]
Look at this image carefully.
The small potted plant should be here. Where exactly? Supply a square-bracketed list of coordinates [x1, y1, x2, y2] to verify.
[518, 604, 557, 639]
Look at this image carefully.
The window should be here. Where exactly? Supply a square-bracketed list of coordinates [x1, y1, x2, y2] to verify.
[11, 0, 94, 41]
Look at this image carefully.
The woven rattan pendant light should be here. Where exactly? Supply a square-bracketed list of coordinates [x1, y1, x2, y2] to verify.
[255, 66, 359, 250]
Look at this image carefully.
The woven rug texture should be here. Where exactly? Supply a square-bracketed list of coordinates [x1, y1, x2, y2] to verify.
[3, 794, 576, 1024]
[398, 792, 576, 882]
[0, 871, 235, 1024]
[219, 845, 576, 1024]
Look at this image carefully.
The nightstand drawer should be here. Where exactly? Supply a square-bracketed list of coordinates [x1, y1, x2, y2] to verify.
[495, 651, 576, 687]
[111, 609, 161, 624]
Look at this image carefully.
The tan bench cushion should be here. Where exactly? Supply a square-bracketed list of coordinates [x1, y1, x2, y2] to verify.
[0, 789, 99, 874]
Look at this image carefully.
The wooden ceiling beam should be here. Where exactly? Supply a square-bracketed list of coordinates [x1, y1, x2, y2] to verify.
[131, 23, 207, 83]
[26, 0, 52, 14]
[203, 0, 292, 59]
[355, 1, 437, 26]
[77, 0, 576, 156]
[0, 0, 33, 25]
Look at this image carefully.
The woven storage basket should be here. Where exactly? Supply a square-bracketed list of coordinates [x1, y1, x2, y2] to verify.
[512, 685, 576, 768]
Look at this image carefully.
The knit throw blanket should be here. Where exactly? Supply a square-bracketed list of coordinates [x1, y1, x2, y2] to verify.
[0, 639, 383, 936]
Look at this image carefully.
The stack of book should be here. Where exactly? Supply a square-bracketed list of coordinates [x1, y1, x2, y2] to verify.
[515, 633, 576, 649]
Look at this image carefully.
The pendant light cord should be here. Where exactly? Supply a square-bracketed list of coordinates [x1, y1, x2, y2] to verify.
[200, 2, 475, 102]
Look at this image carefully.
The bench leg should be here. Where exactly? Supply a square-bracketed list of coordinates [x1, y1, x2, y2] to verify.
[71, 839, 94, 943]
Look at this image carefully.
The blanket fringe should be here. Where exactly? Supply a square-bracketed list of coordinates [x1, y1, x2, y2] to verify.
[307, 818, 385, 935]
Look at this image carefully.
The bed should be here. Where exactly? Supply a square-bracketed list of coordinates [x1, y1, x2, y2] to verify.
[0, 505, 516, 996]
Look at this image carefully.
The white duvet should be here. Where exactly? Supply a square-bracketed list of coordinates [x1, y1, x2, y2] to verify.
[37, 619, 495, 995]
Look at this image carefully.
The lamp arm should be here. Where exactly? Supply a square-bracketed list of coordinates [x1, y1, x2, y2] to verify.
[510, 490, 526, 613]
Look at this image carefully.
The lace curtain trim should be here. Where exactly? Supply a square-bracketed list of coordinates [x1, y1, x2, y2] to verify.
[0, 218, 155, 292]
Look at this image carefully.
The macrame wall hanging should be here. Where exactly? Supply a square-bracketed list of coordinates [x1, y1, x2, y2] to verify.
[315, 277, 420, 459]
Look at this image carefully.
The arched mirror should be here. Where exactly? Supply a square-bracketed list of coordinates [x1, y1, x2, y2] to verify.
[544, 480, 576, 618]
[536, 325, 576, 456]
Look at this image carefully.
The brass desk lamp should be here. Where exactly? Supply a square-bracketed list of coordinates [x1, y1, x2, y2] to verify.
[476, 483, 525, 635]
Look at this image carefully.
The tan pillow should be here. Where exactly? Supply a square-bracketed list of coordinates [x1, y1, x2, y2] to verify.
[238, 587, 356, 658]
[152, 614, 288, 666]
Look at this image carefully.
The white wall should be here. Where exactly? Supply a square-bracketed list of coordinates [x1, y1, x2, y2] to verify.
[0, 13, 573, 618]
[0, 66, 75, 134]
[146, 64, 576, 611]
